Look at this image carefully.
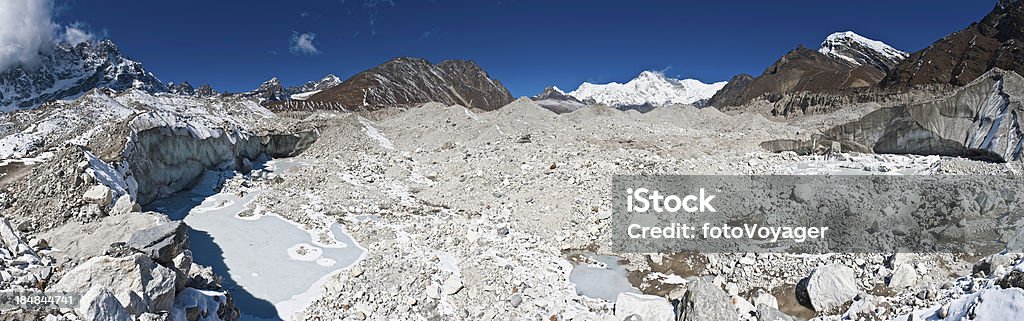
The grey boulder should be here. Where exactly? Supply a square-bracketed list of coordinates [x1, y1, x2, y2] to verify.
[796, 264, 859, 312]
[78, 286, 133, 321]
[50, 254, 177, 315]
[676, 279, 739, 321]
[127, 221, 189, 265]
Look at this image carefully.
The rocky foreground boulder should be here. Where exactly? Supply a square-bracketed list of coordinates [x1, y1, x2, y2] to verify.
[46, 220, 238, 321]
[614, 292, 675, 321]
[127, 221, 188, 265]
[795, 264, 859, 312]
[675, 279, 739, 321]
[50, 254, 177, 315]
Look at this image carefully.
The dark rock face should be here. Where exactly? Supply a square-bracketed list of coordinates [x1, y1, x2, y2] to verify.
[195, 84, 217, 97]
[770, 69, 1024, 162]
[707, 74, 754, 108]
[882, 2, 1024, 87]
[288, 57, 513, 111]
[711, 47, 886, 108]
[168, 82, 196, 96]
[127, 221, 189, 265]
[0, 40, 166, 110]
[168, 81, 218, 97]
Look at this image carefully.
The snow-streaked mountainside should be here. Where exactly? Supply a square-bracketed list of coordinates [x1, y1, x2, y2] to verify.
[567, 71, 726, 107]
[0, 40, 166, 111]
[302, 57, 515, 111]
[819, 31, 909, 72]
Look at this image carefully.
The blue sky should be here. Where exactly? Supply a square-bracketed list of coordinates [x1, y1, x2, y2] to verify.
[54, 0, 996, 96]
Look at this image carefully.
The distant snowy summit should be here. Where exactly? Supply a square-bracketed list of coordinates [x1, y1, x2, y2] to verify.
[819, 31, 908, 72]
[553, 71, 726, 109]
[238, 74, 343, 104]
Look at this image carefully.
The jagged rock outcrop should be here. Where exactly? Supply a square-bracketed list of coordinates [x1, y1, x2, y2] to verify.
[168, 82, 195, 96]
[0, 40, 165, 111]
[168, 81, 218, 97]
[277, 57, 513, 111]
[883, 1, 1024, 87]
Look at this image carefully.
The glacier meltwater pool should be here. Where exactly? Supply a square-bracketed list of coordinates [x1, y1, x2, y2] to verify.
[147, 159, 365, 321]
[567, 253, 640, 302]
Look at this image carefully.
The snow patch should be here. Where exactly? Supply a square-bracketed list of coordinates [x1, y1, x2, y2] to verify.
[359, 117, 394, 150]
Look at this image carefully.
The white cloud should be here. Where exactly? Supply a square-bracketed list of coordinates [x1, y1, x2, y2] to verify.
[0, 0, 55, 70]
[64, 22, 96, 45]
[290, 32, 322, 55]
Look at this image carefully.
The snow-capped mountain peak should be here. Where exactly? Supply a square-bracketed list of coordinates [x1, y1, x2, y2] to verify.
[566, 71, 726, 107]
[0, 40, 166, 111]
[316, 74, 342, 89]
[818, 31, 908, 72]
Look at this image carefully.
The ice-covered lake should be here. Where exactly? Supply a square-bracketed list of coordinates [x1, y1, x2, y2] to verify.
[567, 253, 639, 302]
[147, 159, 365, 321]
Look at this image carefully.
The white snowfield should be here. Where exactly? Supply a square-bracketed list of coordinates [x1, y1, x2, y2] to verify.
[567, 71, 726, 107]
[818, 31, 909, 67]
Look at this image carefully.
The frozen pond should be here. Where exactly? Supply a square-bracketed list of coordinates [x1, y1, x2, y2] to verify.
[567, 253, 639, 302]
[147, 159, 365, 321]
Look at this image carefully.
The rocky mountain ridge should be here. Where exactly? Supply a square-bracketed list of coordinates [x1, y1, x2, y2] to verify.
[277, 57, 514, 111]
[0, 40, 166, 111]
[167, 81, 217, 97]
[882, 1, 1024, 87]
